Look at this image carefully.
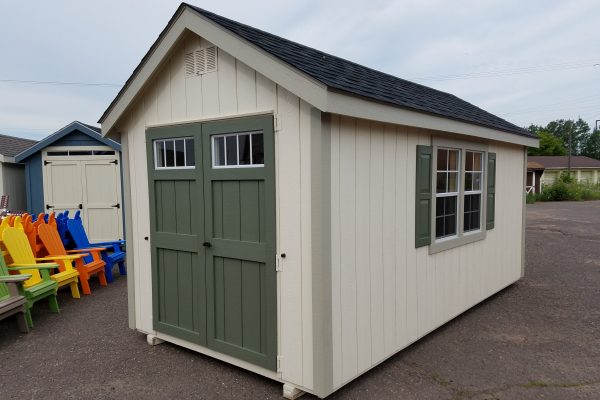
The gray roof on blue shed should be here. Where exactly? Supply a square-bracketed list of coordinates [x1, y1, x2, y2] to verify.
[15, 121, 121, 162]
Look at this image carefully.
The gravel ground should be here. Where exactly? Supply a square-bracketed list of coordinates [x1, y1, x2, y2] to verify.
[1, 201, 599, 399]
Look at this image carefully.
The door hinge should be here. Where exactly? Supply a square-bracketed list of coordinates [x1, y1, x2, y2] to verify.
[44, 160, 51, 165]
[110, 159, 118, 165]
[277, 355, 283, 374]
[274, 114, 281, 133]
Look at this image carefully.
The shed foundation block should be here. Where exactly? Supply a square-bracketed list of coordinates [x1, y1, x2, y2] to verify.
[283, 384, 305, 399]
[147, 334, 164, 346]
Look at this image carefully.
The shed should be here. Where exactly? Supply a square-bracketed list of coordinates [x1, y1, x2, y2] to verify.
[527, 155, 600, 186]
[15, 121, 124, 242]
[0, 134, 38, 212]
[99, 4, 539, 398]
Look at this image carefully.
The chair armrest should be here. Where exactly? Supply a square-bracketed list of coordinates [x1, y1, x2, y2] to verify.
[36, 255, 86, 261]
[92, 240, 126, 247]
[67, 248, 105, 253]
[9, 263, 59, 270]
[0, 274, 31, 283]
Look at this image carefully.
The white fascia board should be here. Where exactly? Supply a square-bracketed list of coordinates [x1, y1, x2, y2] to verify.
[101, 8, 327, 136]
[326, 90, 539, 148]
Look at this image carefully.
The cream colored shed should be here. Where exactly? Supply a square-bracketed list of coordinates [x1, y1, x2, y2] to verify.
[99, 4, 538, 398]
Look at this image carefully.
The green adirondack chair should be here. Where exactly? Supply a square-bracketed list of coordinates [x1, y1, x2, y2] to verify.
[0, 255, 31, 333]
[2, 227, 60, 328]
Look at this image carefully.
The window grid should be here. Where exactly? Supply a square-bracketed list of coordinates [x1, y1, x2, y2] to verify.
[435, 148, 460, 239]
[154, 137, 195, 169]
[212, 131, 264, 169]
[464, 151, 483, 232]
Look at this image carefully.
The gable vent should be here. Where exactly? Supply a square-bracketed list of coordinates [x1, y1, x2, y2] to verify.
[184, 46, 218, 77]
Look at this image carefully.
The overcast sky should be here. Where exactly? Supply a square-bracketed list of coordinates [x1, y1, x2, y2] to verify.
[1, 0, 598, 140]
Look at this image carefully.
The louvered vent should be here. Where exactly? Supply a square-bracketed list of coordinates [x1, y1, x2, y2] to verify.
[184, 46, 218, 78]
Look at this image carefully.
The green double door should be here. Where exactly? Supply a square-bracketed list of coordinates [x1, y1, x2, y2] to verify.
[146, 115, 277, 370]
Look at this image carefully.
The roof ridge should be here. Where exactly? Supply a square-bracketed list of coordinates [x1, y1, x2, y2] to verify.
[186, 4, 460, 100]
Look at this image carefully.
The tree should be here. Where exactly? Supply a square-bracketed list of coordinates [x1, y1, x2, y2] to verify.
[528, 130, 567, 156]
[581, 128, 600, 160]
[544, 118, 590, 155]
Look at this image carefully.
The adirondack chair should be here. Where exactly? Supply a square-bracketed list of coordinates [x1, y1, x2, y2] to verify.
[67, 216, 126, 283]
[38, 224, 107, 295]
[21, 214, 43, 257]
[0, 255, 31, 333]
[3, 226, 81, 299]
[56, 212, 72, 249]
[0, 235, 60, 328]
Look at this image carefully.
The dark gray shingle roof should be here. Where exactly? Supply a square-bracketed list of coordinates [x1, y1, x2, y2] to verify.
[0, 134, 38, 158]
[528, 156, 600, 169]
[187, 5, 533, 138]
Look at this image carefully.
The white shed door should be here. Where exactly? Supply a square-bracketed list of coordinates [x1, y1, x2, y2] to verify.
[43, 149, 123, 242]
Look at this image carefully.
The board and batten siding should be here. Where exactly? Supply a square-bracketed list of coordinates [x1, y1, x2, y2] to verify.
[116, 32, 314, 390]
[329, 114, 524, 389]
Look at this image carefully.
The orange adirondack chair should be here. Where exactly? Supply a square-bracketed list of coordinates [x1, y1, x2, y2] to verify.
[38, 224, 107, 295]
[21, 214, 43, 257]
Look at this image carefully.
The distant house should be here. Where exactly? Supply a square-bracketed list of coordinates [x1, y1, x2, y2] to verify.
[528, 156, 600, 188]
[0, 133, 38, 211]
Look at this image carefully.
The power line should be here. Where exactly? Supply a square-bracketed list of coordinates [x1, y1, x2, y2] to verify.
[0, 79, 122, 88]
[411, 59, 600, 82]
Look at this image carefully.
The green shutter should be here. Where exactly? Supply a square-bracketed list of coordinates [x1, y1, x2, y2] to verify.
[486, 152, 496, 230]
[415, 145, 433, 247]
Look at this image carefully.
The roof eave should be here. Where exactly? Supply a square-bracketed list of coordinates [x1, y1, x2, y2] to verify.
[326, 89, 539, 147]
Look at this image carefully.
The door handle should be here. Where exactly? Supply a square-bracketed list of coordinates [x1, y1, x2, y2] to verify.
[78, 204, 83, 210]
[202, 242, 212, 248]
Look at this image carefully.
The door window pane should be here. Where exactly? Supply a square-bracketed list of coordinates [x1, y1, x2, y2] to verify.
[214, 136, 226, 166]
[165, 140, 175, 167]
[185, 138, 195, 166]
[252, 133, 264, 165]
[155, 141, 165, 168]
[175, 139, 185, 167]
[238, 134, 251, 165]
[226, 136, 238, 165]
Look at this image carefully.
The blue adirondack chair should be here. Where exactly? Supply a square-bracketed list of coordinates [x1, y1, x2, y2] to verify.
[66, 215, 126, 283]
[56, 211, 72, 249]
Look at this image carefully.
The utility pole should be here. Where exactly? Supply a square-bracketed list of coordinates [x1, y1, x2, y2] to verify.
[596, 119, 599, 131]
[568, 129, 572, 176]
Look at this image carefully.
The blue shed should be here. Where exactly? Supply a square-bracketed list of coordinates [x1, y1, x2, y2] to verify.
[15, 121, 124, 242]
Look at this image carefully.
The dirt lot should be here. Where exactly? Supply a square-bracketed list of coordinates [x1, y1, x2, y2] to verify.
[1, 201, 599, 399]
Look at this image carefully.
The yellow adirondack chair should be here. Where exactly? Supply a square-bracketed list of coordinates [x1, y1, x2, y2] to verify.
[2, 227, 83, 299]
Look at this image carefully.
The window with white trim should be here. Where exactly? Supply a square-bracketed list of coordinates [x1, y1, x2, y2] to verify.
[435, 148, 460, 239]
[212, 131, 264, 168]
[464, 151, 483, 232]
[432, 143, 487, 251]
[154, 138, 195, 169]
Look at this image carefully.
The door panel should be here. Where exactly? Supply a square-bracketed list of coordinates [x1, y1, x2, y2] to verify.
[147, 115, 276, 371]
[82, 161, 123, 242]
[147, 125, 206, 345]
[45, 161, 83, 211]
[202, 115, 276, 371]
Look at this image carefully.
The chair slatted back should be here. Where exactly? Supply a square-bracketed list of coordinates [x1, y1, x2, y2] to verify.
[2, 227, 42, 287]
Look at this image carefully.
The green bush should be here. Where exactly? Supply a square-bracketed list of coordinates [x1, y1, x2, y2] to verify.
[531, 179, 600, 203]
